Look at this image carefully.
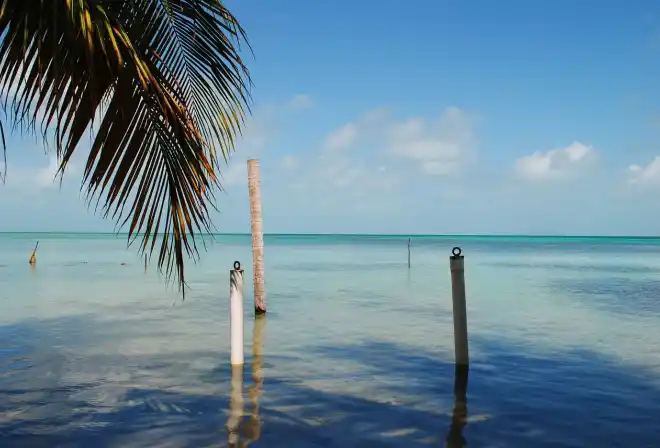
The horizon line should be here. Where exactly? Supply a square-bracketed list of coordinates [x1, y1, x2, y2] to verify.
[0, 231, 659, 238]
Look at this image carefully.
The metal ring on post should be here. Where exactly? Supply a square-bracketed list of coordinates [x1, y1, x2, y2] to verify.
[233, 260, 241, 271]
[452, 247, 462, 257]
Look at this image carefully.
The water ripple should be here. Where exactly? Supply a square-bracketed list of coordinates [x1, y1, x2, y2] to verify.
[552, 277, 660, 317]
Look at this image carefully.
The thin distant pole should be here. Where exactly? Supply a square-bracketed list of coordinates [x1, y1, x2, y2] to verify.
[407, 237, 411, 269]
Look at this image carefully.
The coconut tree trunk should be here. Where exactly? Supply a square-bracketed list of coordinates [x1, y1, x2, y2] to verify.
[247, 159, 266, 314]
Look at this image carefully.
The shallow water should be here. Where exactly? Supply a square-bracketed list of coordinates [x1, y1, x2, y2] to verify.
[1, 233, 660, 447]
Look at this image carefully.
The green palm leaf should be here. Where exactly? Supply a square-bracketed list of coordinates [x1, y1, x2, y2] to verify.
[0, 0, 252, 296]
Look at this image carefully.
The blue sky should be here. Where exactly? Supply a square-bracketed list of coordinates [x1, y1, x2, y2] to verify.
[3, 0, 660, 235]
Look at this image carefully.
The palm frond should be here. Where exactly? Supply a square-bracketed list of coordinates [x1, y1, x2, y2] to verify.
[0, 0, 253, 295]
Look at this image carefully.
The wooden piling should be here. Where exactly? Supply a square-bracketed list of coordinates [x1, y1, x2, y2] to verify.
[229, 261, 245, 366]
[247, 159, 266, 315]
[449, 247, 469, 366]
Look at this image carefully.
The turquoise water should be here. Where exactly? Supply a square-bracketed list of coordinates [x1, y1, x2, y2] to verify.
[1, 233, 660, 447]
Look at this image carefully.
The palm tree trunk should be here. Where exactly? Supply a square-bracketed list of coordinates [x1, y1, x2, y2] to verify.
[247, 159, 266, 314]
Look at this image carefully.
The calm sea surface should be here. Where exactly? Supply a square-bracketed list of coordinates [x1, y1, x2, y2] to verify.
[1, 233, 660, 447]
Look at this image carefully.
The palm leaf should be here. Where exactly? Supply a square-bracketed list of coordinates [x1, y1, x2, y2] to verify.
[0, 0, 253, 296]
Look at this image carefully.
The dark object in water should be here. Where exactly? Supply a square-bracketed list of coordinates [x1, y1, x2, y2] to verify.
[28, 241, 39, 265]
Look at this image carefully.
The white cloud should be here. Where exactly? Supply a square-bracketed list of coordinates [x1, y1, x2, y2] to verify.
[515, 141, 596, 182]
[288, 94, 313, 110]
[290, 153, 401, 217]
[320, 106, 476, 176]
[283, 108, 436, 211]
[278, 105, 480, 219]
[280, 155, 299, 170]
[34, 156, 61, 188]
[36, 155, 79, 188]
[220, 159, 247, 187]
[322, 123, 359, 152]
[219, 103, 281, 187]
[387, 107, 476, 176]
[235, 94, 312, 153]
[238, 111, 273, 152]
[0, 154, 78, 193]
[361, 107, 391, 125]
[315, 155, 399, 193]
[628, 156, 660, 186]
[320, 108, 392, 154]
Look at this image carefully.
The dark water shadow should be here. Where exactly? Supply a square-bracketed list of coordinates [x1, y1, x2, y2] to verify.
[311, 340, 660, 447]
[447, 365, 469, 448]
[1, 316, 660, 447]
[552, 277, 660, 317]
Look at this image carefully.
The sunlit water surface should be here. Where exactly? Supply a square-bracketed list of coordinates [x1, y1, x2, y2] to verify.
[1, 233, 660, 447]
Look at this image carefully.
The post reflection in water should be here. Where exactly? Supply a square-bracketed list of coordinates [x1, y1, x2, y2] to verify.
[227, 365, 245, 447]
[225, 316, 266, 447]
[244, 315, 266, 443]
[445, 365, 469, 448]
